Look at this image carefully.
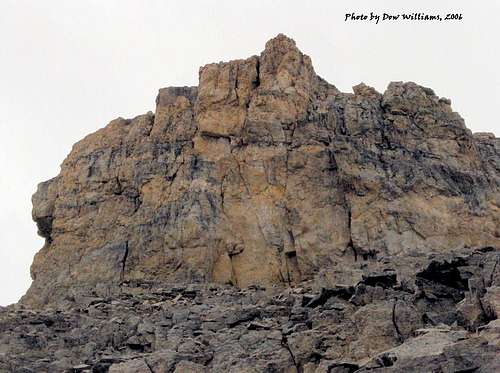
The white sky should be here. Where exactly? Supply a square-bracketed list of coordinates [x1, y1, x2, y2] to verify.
[0, 0, 499, 306]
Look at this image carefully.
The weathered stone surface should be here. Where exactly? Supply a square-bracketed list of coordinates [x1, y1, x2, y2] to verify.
[2, 248, 500, 371]
[4, 34, 499, 371]
[21, 34, 499, 309]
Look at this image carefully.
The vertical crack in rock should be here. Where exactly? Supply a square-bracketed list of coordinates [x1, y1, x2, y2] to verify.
[282, 148, 302, 284]
[228, 252, 239, 287]
[133, 193, 142, 213]
[392, 298, 404, 343]
[254, 57, 261, 89]
[144, 358, 155, 373]
[120, 241, 129, 282]
[284, 253, 292, 285]
[285, 248, 300, 284]
[476, 291, 489, 322]
[281, 334, 300, 372]
[233, 64, 240, 103]
[219, 174, 227, 214]
[234, 156, 250, 195]
[346, 205, 357, 262]
[329, 147, 359, 264]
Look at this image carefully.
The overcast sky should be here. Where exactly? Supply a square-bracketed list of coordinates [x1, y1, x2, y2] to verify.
[1, 0, 499, 306]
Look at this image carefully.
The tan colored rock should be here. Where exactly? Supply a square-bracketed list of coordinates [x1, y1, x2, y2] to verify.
[22, 34, 500, 307]
[197, 56, 258, 137]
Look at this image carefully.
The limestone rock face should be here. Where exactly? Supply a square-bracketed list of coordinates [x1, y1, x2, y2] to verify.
[23, 34, 499, 308]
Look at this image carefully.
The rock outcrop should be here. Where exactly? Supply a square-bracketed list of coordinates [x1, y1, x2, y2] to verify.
[23, 34, 499, 308]
[1, 247, 500, 371]
[3, 34, 499, 371]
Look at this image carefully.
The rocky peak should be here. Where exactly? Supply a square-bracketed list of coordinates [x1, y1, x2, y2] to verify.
[21, 35, 499, 310]
[3, 34, 500, 373]
[263, 33, 297, 55]
[259, 33, 317, 93]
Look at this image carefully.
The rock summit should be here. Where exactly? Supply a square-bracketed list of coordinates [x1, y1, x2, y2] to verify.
[2, 34, 499, 372]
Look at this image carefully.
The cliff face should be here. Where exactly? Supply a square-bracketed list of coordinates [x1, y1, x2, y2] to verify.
[2, 34, 500, 372]
[23, 34, 499, 307]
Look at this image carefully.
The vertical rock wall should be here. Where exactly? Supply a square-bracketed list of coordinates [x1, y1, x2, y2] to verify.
[23, 34, 499, 307]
